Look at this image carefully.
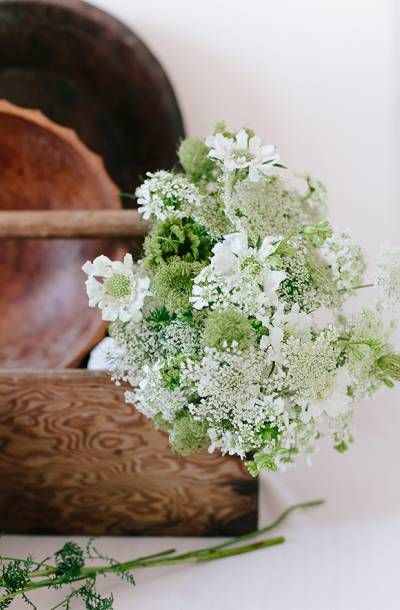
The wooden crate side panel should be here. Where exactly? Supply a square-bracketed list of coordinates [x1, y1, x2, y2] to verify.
[0, 370, 258, 536]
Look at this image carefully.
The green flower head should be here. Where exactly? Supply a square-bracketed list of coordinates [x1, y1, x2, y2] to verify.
[153, 259, 204, 312]
[160, 355, 184, 390]
[302, 220, 333, 247]
[105, 273, 133, 299]
[144, 217, 214, 270]
[153, 412, 173, 432]
[203, 308, 255, 351]
[178, 137, 214, 181]
[245, 451, 278, 477]
[306, 252, 341, 308]
[377, 353, 400, 383]
[170, 412, 209, 456]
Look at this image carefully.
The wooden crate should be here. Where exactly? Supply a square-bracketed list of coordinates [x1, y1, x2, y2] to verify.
[0, 370, 258, 536]
[0, 210, 258, 536]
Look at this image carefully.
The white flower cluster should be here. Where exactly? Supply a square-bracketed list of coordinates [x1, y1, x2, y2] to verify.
[191, 232, 286, 320]
[83, 123, 400, 476]
[136, 170, 202, 221]
[320, 231, 366, 296]
[376, 246, 400, 306]
[125, 361, 187, 423]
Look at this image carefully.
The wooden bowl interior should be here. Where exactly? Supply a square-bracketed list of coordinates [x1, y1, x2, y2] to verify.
[0, 104, 123, 368]
[0, 0, 184, 368]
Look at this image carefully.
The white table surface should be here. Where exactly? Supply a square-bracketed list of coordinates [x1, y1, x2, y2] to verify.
[3, 389, 400, 610]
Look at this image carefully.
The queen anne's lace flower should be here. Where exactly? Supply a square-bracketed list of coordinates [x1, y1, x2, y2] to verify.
[126, 361, 188, 423]
[136, 170, 202, 221]
[376, 246, 400, 306]
[205, 129, 279, 182]
[160, 319, 201, 358]
[320, 231, 366, 296]
[182, 346, 271, 455]
[82, 254, 151, 322]
[283, 330, 340, 404]
[225, 176, 305, 240]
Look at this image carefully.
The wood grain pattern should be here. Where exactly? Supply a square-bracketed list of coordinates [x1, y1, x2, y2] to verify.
[0, 370, 258, 536]
[0, 210, 148, 239]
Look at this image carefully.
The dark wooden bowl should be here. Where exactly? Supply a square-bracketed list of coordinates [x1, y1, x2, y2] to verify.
[0, 100, 123, 368]
[0, 0, 184, 192]
[0, 0, 184, 368]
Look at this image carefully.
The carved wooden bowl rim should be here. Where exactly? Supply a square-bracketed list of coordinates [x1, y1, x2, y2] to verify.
[0, 98, 122, 181]
[0, 99, 125, 369]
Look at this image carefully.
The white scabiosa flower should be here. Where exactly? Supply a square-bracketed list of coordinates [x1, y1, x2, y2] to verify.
[190, 232, 285, 319]
[205, 129, 279, 182]
[308, 368, 352, 419]
[135, 170, 202, 221]
[376, 246, 400, 307]
[260, 305, 312, 364]
[82, 254, 150, 322]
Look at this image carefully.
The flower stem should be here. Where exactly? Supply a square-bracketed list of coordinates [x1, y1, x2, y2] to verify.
[175, 498, 324, 559]
[0, 499, 323, 606]
[119, 192, 136, 201]
[0, 537, 284, 604]
[340, 282, 374, 293]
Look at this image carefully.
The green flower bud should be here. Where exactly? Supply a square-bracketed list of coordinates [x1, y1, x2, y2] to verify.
[153, 413, 173, 432]
[178, 137, 213, 181]
[377, 353, 400, 381]
[153, 260, 203, 312]
[203, 309, 255, 351]
[170, 412, 209, 456]
[306, 252, 341, 307]
[302, 220, 332, 247]
[213, 120, 228, 135]
[144, 217, 213, 270]
[160, 355, 184, 390]
[245, 451, 278, 476]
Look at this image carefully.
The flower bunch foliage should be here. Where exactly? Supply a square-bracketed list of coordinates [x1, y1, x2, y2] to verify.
[83, 122, 400, 475]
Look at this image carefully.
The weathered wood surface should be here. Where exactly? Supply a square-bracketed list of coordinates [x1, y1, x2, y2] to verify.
[0, 100, 126, 369]
[0, 370, 258, 536]
[0, 210, 148, 239]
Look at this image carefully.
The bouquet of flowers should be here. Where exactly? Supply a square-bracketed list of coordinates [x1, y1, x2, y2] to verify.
[83, 123, 400, 475]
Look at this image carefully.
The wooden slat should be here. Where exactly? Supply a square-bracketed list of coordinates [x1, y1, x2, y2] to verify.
[0, 369, 258, 536]
[0, 210, 148, 239]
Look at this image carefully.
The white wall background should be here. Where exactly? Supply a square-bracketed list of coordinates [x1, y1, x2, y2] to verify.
[7, 3, 399, 609]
